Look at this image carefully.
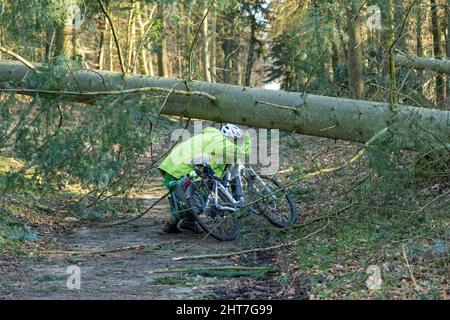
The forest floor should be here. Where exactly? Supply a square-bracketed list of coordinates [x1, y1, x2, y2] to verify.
[0, 121, 449, 300]
[0, 176, 309, 300]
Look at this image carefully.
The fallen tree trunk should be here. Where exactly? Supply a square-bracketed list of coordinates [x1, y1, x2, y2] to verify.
[0, 59, 449, 149]
[394, 54, 450, 74]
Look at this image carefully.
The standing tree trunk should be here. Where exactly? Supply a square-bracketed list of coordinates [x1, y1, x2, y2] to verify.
[147, 3, 155, 77]
[245, 15, 256, 87]
[176, 28, 183, 78]
[98, 14, 107, 69]
[221, 13, 234, 84]
[157, 4, 169, 77]
[130, 4, 136, 71]
[182, 4, 192, 77]
[386, 0, 399, 106]
[222, 38, 232, 83]
[177, 42, 183, 78]
[416, 2, 424, 94]
[136, 1, 149, 75]
[416, 4, 423, 57]
[447, 0, 450, 58]
[71, 28, 78, 60]
[54, 23, 69, 57]
[125, 1, 135, 71]
[210, 4, 217, 82]
[146, 3, 154, 76]
[232, 42, 240, 85]
[431, 0, 446, 107]
[176, 2, 184, 78]
[331, 43, 340, 83]
[232, 20, 240, 85]
[394, 0, 407, 52]
[108, 20, 114, 71]
[447, 0, 450, 107]
[148, 52, 154, 76]
[347, 0, 364, 99]
[201, 7, 211, 82]
[45, 29, 55, 62]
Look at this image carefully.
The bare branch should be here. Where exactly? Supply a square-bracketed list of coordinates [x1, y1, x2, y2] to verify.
[0, 46, 36, 71]
[0, 86, 217, 102]
[98, 0, 126, 77]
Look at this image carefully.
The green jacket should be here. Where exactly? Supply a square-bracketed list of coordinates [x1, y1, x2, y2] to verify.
[158, 127, 251, 179]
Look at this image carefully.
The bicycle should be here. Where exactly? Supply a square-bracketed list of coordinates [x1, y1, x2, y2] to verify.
[172, 161, 298, 241]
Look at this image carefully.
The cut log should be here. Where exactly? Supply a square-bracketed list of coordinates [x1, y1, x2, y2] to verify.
[0, 59, 449, 150]
[394, 54, 450, 74]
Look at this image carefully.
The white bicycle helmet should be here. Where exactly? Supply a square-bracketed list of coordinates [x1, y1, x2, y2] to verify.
[220, 123, 242, 139]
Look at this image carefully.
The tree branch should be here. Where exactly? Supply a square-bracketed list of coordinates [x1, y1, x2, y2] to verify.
[0, 86, 217, 101]
[0, 46, 36, 71]
[98, 0, 126, 77]
[173, 223, 328, 261]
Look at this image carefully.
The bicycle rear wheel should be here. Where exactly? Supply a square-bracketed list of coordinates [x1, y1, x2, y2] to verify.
[187, 179, 239, 241]
[248, 175, 297, 228]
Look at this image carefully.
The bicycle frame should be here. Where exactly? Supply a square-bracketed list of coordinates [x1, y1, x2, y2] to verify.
[201, 163, 279, 214]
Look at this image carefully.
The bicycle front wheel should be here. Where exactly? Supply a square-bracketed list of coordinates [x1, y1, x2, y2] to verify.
[248, 175, 297, 228]
[187, 179, 239, 241]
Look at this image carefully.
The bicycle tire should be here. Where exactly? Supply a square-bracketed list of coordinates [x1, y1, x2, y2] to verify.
[187, 180, 239, 241]
[248, 175, 298, 228]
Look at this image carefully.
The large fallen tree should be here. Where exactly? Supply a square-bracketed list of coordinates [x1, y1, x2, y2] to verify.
[0, 59, 449, 149]
[394, 54, 450, 74]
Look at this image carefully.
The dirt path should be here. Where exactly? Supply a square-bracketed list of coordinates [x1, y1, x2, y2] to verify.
[0, 192, 307, 299]
[1, 220, 231, 299]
